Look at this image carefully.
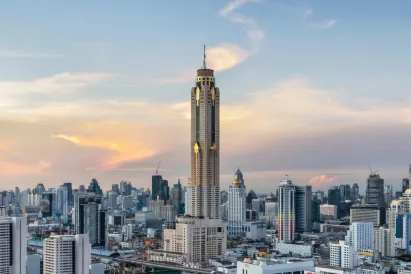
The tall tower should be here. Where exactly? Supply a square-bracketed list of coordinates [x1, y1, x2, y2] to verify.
[277, 175, 296, 243]
[190, 46, 220, 219]
[163, 47, 226, 263]
[228, 168, 246, 237]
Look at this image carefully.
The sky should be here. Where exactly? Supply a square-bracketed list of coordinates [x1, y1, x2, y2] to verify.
[1, 0, 411, 193]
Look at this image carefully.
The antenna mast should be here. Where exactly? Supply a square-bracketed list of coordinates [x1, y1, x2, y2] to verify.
[203, 45, 206, 69]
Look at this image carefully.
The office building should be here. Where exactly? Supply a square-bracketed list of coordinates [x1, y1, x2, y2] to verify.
[27, 254, 41, 274]
[374, 227, 395, 257]
[43, 234, 91, 274]
[74, 192, 104, 246]
[350, 205, 385, 226]
[340, 184, 351, 201]
[395, 214, 411, 253]
[62, 182, 74, 206]
[404, 178, 410, 194]
[246, 190, 257, 209]
[295, 185, 312, 232]
[265, 202, 278, 227]
[108, 191, 118, 208]
[170, 179, 183, 213]
[54, 186, 69, 223]
[228, 168, 246, 237]
[351, 183, 359, 202]
[0, 216, 27, 274]
[184, 185, 192, 215]
[328, 186, 341, 218]
[384, 185, 393, 208]
[277, 175, 296, 243]
[345, 222, 374, 251]
[220, 190, 228, 205]
[163, 52, 226, 263]
[330, 240, 358, 268]
[312, 196, 321, 223]
[41, 192, 54, 218]
[87, 179, 103, 195]
[366, 173, 384, 207]
[320, 204, 338, 219]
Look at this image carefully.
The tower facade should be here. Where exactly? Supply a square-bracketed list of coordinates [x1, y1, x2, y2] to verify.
[228, 168, 246, 237]
[366, 173, 384, 207]
[163, 48, 226, 263]
[190, 63, 220, 219]
[278, 176, 296, 243]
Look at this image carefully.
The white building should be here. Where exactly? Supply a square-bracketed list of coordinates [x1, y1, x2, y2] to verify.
[228, 168, 246, 237]
[278, 175, 296, 243]
[388, 200, 404, 229]
[237, 258, 314, 274]
[243, 221, 266, 240]
[43, 234, 91, 274]
[374, 227, 395, 257]
[0, 216, 27, 274]
[330, 241, 358, 269]
[184, 185, 192, 215]
[275, 243, 312, 257]
[345, 222, 374, 251]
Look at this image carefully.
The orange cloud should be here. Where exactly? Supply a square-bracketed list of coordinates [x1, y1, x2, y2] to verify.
[51, 133, 154, 170]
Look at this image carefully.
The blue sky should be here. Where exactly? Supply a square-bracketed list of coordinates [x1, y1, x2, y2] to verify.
[1, 0, 411, 193]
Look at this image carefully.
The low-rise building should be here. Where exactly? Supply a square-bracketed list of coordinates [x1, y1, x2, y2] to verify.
[276, 243, 312, 257]
[237, 258, 314, 274]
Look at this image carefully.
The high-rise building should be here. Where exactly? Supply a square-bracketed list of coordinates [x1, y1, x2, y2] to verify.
[327, 186, 341, 218]
[54, 186, 69, 223]
[351, 183, 359, 202]
[339, 184, 350, 201]
[220, 190, 228, 205]
[152, 175, 163, 201]
[184, 185, 192, 215]
[0, 216, 27, 274]
[330, 240, 358, 268]
[74, 192, 104, 246]
[87, 179, 103, 195]
[366, 173, 384, 207]
[388, 200, 405, 229]
[374, 227, 395, 257]
[14, 187, 20, 205]
[163, 51, 226, 263]
[228, 168, 246, 237]
[295, 185, 312, 232]
[63, 182, 74, 206]
[112, 184, 120, 194]
[246, 190, 257, 209]
[384, 185, 393, 208]
[345, 222, 374, 251]
[350, 205, 385, 226]
[312, 196, 321, 224]
[108, 191, 118, 208]
[41, 192, 55, 218]
[170, 179, 183, 213]
[278, 176, 296, 243]
[403, 178, 410, 194]
[43, 234, 91, 274]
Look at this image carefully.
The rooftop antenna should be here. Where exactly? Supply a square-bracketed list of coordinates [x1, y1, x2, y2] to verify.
[203, 45, 207, 69]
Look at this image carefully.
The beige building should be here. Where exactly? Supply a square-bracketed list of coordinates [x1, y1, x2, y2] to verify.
[374, 227, 395, 257]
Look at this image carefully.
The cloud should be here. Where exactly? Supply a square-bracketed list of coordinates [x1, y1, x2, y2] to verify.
[0, 160, 51, 177]
[206, 44, 250, 72]
[309, 175, 339, 188]
[303, 8, 313, 18]
[0, 50, 63, 58]
[220, 0, 265, 42]
[312, 19, 337, 29]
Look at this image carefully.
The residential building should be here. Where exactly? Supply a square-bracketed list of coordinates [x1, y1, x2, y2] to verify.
[330, 240, 358, 268]
[43, 234, 91, 274]
[277, 175, 296, 243]
[350, 205, 385, 226]
[374, 227, 395, 257]
[0, 216, 27, 274]
[345, 222, 374, 251]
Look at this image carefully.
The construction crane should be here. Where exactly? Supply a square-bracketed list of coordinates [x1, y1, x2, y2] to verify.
[156, 161, 162, 175]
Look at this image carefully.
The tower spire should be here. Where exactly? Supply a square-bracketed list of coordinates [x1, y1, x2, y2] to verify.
[203, 45, 206, 69]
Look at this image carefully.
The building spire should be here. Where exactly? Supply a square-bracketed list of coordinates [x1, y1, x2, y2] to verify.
[203, 45, 207, 69]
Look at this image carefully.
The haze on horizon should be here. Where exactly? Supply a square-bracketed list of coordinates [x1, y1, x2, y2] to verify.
[1, 0, 411, 193]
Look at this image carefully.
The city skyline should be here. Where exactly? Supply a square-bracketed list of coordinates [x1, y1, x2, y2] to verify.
[1, 0, 411, 192]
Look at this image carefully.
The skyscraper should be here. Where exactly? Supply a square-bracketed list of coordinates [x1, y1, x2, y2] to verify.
[54, 186, 69, 223]
[170, 179, 183, 213]
[295, 185, 312, 232]
[351, 183, 359, 202]
[63, 182, 73, 206]
[87, 179, 103, 195]
[278, 175, 296, 243]
[328, 186, 341, 218]
[0, 216, 27, 274]
[163, 49, 226, 262]
[366, 173, 384, 207]
[43, 234, 91, 274]
[403, 178, 410, 194]
[228, 168, 246, 237]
